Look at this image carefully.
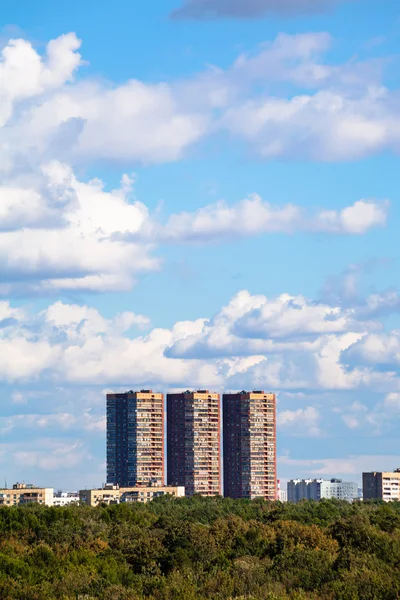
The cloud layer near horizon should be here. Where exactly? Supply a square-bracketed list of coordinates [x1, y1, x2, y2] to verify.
[2, 284, 400, 488]
[1, 287, 399, 391]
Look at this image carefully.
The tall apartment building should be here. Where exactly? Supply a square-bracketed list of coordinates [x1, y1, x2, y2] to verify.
[107, 390, 164, 487]
[167, 390, 221, 496]
[0, 483, 54, 506]
[363, 469, 400, 502]
[287, 478, 358, 503]
[223, 391, 276, 500]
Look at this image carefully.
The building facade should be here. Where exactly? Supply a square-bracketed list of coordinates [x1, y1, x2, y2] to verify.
[167, 390, 221, 496]
[107, 390, 164, 487]
[287, 478, 358, 503]
[363, 469, 400, 501]
[223, 391, 276, 500]
[0, 483, 54, 506]
[79, 484, 185, 507]
[277, 480, 287, 502]
[53, 491, 80, 506]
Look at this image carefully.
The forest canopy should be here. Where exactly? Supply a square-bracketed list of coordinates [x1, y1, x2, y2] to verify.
[1, 496, 400, 599]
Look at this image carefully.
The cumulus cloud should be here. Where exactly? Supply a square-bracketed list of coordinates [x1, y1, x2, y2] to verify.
[0, 163, 159, 294]
[155, 196, 388, 242]
[358, 291, 400, 319]
[0, 33, 82, 127]
[0, 160, 387, 294]
[220, 87, 400, 161]
[341, 331, 400, 369]
[0, 302, 23, 328]
[0, 30, 397, 170]
[166, 290, 380, 361]
[0, 34, 207, 170]
[165, 290, 400, 393]
[0, 290, 394, 395]
[171, 0, 348, 20]
[278, 406, 321, 437]
[44, 302, 150, 341]
[0, 300, 219, 387]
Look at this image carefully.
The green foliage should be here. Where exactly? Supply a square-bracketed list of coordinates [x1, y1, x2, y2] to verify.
[0, 499, 400, 598]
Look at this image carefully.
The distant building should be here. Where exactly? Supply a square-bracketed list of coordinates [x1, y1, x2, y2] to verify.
[287, 478, 358, 503]
[223, 391, 276, 500]
[106, 390, 164, 487]
[79, 483, 185, 507]
[0, 483, 54, 506]
[277, 480, 287, 502]
[363, 469, 400, 502]
[53, 491, 79, 506]
[167, 390, 221, 496]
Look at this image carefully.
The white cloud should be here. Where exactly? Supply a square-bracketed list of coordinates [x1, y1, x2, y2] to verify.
[0, 302, 23, 324]
[341, 331, 400, 368]
[165, 290, 400, 394]
[0, 161, 386, 294]
[44, 301, 149, 341]
[278, 406, 321, 436]
[74, 81, 208, 164]
[0, 34, 207, 170]
[157, 195, 388, 242]
[167, 290, 379, 362]
[0, 162, 159, 294]
[0, 30, 396, 172]
[384, 392, 400, 412]
[221, 87, 399, 161]
[0, 337, 59, 381]
[338, 393, 400, 434]
[233, 293, 378, 339]
[0, 290, 394, 395]
[1, 413, 76, 435]
[1, 410, 106, 435]
[359, 290, 400, 318]
[341, 414, 360, 429]
[13, 440, 88, 471]
[0, 33, 82, 127]
[0, 300, 220, 387]
[280, 454, 400, 480]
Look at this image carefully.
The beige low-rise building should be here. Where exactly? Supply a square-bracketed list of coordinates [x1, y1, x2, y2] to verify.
[0, 483, 54, 506]
[363, 469, 400, 501]
[79, 484, 185, 507]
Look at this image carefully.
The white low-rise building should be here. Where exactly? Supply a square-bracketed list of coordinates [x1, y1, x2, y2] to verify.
[53, 491, 80, 506]
[287, 478, 358, 503]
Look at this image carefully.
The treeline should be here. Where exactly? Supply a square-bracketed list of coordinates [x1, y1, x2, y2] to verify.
[1, 497, 400, 599]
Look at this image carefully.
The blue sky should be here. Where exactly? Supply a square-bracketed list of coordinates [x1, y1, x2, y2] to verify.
[1, 0, 400, 491]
